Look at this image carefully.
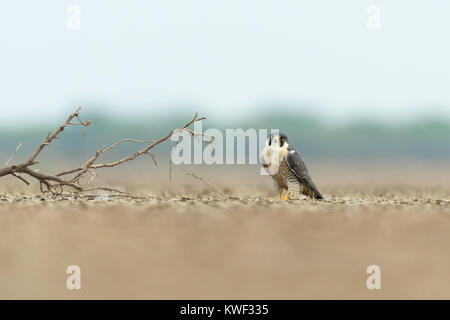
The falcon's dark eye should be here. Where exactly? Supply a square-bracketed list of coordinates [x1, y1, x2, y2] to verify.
[280, 137, 284, 147]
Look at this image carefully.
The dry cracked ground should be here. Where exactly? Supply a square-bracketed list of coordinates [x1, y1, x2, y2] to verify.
[1, 162, 450, 299]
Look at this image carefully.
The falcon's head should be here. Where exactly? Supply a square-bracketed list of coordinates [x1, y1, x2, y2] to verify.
[261, 132, 289, 170]
[268, 132, 289, 149]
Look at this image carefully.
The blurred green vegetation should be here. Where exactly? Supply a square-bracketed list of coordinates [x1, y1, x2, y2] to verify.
[1, 110, 449, 162]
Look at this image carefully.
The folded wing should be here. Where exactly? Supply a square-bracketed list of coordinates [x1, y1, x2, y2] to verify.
[285, 148, 323, 199]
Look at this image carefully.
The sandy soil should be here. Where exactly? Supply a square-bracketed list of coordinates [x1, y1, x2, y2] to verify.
[1, 162, 450, 299]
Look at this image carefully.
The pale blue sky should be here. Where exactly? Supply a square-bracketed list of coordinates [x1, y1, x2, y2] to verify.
[1, 0, 450, 124]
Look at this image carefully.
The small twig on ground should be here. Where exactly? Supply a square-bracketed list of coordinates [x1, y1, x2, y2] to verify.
[181, 167, 228, 199]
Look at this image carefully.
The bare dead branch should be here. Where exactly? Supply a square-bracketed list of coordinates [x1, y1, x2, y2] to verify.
[0, 107, 207, 197]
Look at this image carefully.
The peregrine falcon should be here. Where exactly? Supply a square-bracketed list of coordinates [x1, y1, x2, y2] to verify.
[261, 133, 323, 200]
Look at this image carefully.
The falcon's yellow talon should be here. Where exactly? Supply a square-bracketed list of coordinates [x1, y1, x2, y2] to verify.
[277, 191, 282, 200]
[283, 192, 290, 201]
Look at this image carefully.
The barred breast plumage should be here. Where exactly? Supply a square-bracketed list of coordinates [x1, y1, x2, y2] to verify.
[272, 159, 302, 196]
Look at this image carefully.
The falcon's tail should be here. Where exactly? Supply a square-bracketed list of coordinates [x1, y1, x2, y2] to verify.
[307, 183, 323, 200]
